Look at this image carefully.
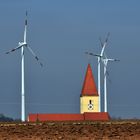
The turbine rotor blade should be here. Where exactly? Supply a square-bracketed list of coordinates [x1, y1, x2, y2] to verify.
[104, 69, 112, 84]
[85, 52, 100, 57]
[105, 32, 110, 43]
[27, 46, 43, 67]
[114, 59, 120, 62]
[99, 37, 103, 48]
[5, 45, 23, 54]
[106, 70, 110, 77]
[106, 70, 112, 84]
[25, 11, 27, 26]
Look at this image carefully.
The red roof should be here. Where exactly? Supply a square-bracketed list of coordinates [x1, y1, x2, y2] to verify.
[84, 112, 110, 121]
[28, 113, 110, 122]
[28, 114, 84, 122]
[81, 64, 98, 96]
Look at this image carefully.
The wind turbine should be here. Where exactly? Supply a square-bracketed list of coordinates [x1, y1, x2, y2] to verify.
[85, 32, 110, 112]
[102, 55, 119, 112]
[6, 12, 43, 122]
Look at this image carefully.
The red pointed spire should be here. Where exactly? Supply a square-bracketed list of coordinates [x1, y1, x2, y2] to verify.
[81, 64, 98, 96]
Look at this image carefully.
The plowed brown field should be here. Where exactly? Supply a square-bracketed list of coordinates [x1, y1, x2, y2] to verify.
[0, 120, 140, 140]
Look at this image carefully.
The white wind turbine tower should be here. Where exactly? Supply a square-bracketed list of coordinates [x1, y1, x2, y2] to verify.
[85, 33, 110, 112]
[6, 12, 43, 122]
[102, 54, 119, 112]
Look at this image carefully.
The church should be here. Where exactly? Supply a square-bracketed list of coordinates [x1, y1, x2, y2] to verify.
[28, 64, 110, 122]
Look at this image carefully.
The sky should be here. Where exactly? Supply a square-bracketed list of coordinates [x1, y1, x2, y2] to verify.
[0, 0, 140, 119]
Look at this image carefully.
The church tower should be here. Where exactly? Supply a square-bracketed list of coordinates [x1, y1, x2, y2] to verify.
[80, 64, 99, 114]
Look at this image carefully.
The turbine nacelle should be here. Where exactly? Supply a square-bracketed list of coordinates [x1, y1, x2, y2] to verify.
[19, 42, 27, 47]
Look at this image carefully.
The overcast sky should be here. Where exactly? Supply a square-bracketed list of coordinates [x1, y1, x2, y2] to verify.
[0, 0, 140, 119]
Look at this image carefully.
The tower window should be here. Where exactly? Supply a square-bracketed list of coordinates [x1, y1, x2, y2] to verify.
[89, 100, 92, 104]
